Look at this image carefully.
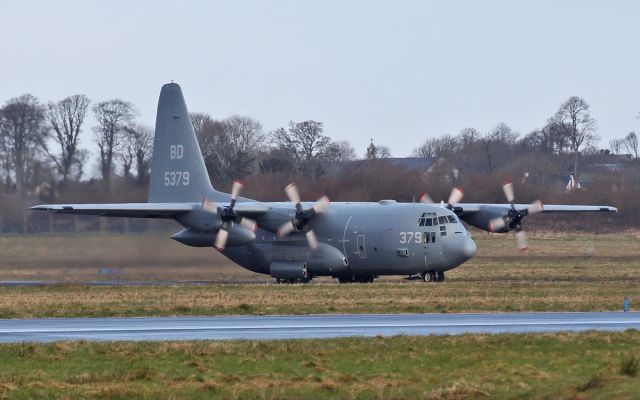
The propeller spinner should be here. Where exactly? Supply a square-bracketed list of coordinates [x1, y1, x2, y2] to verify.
[277, 183, 330, 251]
[488, 181, 544, 251]
[201, 180, 258, 251]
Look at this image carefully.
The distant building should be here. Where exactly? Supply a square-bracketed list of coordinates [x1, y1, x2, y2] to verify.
[366, 139, 377, 160]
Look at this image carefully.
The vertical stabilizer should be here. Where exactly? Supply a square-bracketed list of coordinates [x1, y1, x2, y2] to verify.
[148, 83, 219, 203]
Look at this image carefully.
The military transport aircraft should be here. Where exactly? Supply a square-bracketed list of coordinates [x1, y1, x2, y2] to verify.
[31, 83, 618, 283]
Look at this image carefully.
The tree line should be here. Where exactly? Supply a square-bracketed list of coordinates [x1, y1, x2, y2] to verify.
[0, 92, 637, 232]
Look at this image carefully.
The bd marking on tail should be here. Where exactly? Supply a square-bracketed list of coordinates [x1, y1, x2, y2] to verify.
[170, 145, 183, 160]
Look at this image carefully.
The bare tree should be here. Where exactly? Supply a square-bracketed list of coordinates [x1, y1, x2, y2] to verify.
[321, 140, 356, 162]
[376, 145, 392, 158]
[121, 123, 153, 183]
[458, 127, 480, 146]
[623, 131, 638, 159]
[524, 123, 569, 155]
[609, 138, 625, 155]
[191, 113, 266, 180]
[191, 112, 227, 179]
[481, 123, 519, 173]
[273, 121, 330, 163]
[552, 96, 598, 183]
[92, 99, 135, 188]
[222, 115, 267, 178]
[45, 94, 90, 182]
[0, 94, 49, 196]
[224, 115, 267, 154]
[413, 135, 458, 159]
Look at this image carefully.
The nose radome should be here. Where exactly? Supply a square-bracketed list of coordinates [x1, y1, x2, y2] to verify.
[462, 236, 477, 259]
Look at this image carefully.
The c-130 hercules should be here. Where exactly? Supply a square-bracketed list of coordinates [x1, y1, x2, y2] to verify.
[32, 83, 618, 283]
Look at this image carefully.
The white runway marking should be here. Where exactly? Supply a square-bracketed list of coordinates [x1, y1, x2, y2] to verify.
[0, 312, 638, 342]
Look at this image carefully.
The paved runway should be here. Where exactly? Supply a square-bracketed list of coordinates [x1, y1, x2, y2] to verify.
[1, 312, 639, 342]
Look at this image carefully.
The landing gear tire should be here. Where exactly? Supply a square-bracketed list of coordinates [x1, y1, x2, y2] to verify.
[422, 271, 444, 283]
[422, 271, 436, 283]
[337, 275, 375, 284]
[275, 277, 312, 284]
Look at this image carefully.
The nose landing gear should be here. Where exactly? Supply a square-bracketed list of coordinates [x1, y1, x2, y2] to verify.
[422, 271, 445, 283]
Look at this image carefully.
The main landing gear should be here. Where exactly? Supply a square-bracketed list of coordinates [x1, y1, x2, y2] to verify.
[422, 271, 445, 283]
[337, 274, 376, 284]
[275, 277, 313, 284]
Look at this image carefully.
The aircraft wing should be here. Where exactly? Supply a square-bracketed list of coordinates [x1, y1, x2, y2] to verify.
[30, 201, 270, 219]
[453, 202, 617, 233]
[30, 203, 195, 218]
[456, 203, 618, 215]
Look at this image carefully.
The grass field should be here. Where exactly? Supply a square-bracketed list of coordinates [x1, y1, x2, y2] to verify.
[0, 230, 639, 317]
[0, 231, 639, 318]
[1, 331, 639, 399]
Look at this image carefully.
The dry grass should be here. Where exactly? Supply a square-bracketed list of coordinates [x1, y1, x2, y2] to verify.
[0, 231, 639, 317]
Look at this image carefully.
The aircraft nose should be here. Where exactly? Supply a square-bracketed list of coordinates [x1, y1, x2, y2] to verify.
[462, 236, 477, 259]
[440, 234, 477, 266]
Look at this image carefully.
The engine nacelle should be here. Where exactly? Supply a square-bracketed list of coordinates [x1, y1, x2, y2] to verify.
[176, 208, 221, 232]
[461, 206, 511, 233]
[171, 227, 255, 247]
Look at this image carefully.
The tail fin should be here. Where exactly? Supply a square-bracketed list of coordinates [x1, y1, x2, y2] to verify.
[148, 83, 222, 203]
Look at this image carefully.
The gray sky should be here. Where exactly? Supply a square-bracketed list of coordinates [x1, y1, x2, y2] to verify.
[2, 0, 639, 167]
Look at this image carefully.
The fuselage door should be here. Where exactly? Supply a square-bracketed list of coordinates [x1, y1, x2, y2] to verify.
[356, 234, 366, 258]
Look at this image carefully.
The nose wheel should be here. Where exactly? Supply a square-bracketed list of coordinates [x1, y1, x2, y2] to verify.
[422, 271, 445, 283]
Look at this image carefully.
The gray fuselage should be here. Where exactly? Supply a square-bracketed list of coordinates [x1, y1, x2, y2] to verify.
[221, 201, 477, 278]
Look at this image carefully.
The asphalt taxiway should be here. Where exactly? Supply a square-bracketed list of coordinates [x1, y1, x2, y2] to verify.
[1, 312, 639, 342]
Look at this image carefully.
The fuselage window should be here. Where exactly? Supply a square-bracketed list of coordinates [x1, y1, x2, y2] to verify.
[447, 215, 457, 224]
[438, 216, 447, 225]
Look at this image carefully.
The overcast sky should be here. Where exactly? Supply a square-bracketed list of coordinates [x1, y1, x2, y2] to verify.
[2, 0, 639, 168]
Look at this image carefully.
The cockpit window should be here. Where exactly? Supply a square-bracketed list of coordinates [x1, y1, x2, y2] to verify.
[418, 212, 437, 226]
[420, 212, 458, 226]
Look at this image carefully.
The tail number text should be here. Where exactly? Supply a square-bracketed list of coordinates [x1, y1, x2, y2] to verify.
[164, 171, 190, 186]
[399, 232, 422, 244]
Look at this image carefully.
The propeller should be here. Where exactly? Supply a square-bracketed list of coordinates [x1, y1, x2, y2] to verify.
[419, 186, 464, 211]
[201, 180, 258, 251]
[488, 181, 544, 251]
[277, 183, 330, 251]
